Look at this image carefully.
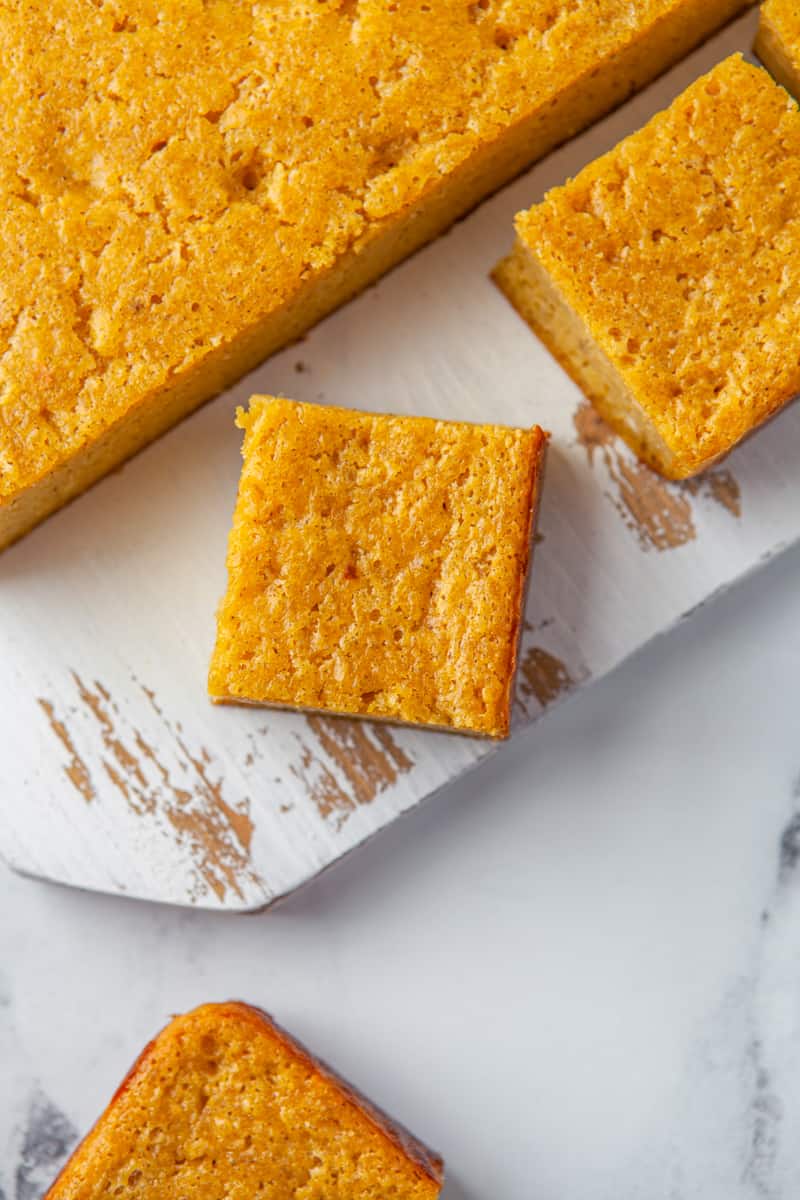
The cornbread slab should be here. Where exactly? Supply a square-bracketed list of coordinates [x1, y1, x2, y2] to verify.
[209, 398, 545, 738]
[756, 0, 800, 96]
[494, 54, 800, 479]
[0, 0, 752, 549]
[5, 11, 800, 910]
[46, 1002, 443, 1198]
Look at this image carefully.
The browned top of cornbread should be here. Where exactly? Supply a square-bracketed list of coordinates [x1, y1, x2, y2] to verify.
[757, 0, 800, 99]
[46, 1001, 443, 1199]
[2, 0, 723, 502]
[209, 397, 545, 737]
[515, 54, 800, 475]
[760, 0, 800, 68]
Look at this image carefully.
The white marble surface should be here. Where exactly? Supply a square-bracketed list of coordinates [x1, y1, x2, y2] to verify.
[1, 535, 799, 1198]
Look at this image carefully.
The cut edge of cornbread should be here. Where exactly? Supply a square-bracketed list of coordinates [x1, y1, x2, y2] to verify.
[494, 53, 800, 480]
[45, 1001, 444, 1198]
[493, 240, 683, 478]
[755, 1, 800, 98]
[208, 398, 547, 740]
[209, 694, 516, 739]
[1, 0, 750, 551]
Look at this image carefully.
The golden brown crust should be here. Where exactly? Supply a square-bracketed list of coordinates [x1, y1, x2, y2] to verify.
[495, 55, 800, 479]
[46, 1001, 443, 1198]
[209, 398, 547, 738]
[492, 252, 681, 476]
[1, 0, 748, 547]
[222, 1003, 444, 1187]
[43, 1034, 160, 1199]
[756, 0, 800, 98]
[500, 428, 547, 733]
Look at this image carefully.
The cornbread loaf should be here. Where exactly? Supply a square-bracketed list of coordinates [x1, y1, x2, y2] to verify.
[46, 1002, 443, 1199]
[1, 0, 751, 550]
[756, 0, 800, 97]
[209, 397, 546, 738]
[493, 54, 800, 479]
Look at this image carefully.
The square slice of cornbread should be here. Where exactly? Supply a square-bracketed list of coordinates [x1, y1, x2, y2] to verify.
[493, 54, 800, 480]
[1, 0, 750, 549]
[756, 0, 800, 97]
[45, 1002, 443, 1199]
[209, 397, 546, 738]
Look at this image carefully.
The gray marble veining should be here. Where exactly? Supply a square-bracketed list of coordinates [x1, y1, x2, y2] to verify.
[3, 544, 800, 1200]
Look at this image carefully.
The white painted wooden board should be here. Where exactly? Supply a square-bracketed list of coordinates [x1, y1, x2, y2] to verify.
[1, 11, 795, 911]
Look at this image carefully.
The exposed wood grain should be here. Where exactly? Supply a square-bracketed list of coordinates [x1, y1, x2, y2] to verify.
[37, 672, 262, 904]
[1, 10, 795, 911]
[36, 699, 95, 805]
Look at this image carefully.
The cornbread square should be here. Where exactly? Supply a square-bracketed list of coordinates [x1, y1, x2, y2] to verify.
[756, 0, 800, 97]
[46, 1002, 443, 1199]
[493, 54, 800, 480]
[1, 0, 750, 550]
[209, 397, 546, 738]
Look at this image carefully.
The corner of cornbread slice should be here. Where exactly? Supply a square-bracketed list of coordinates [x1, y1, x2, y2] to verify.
[1, 0, 752, 549]
[756, 0, 800, 98]
[493, 53, 800, 480]
[209, 397, 547, 739]
[45, 1001, 444, 1199]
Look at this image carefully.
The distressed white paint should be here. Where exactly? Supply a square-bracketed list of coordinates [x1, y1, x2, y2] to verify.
[0, 11, 794, 911]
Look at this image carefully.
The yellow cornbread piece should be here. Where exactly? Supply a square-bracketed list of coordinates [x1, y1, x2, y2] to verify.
[46, 1002, 443, 1199]
[1, 0, 750, 549]
[756, 0, 800, 97]
[493, 54, 800, 480]
[209, 397, 546, 739]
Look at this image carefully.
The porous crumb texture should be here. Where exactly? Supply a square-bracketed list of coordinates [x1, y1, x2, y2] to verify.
[209, 397, 545, 738]
[1, 0, 748, 546]
[498, 55, 800, 479]
[46, 1002, 443, 1199]
[756, 0, 800, 99]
